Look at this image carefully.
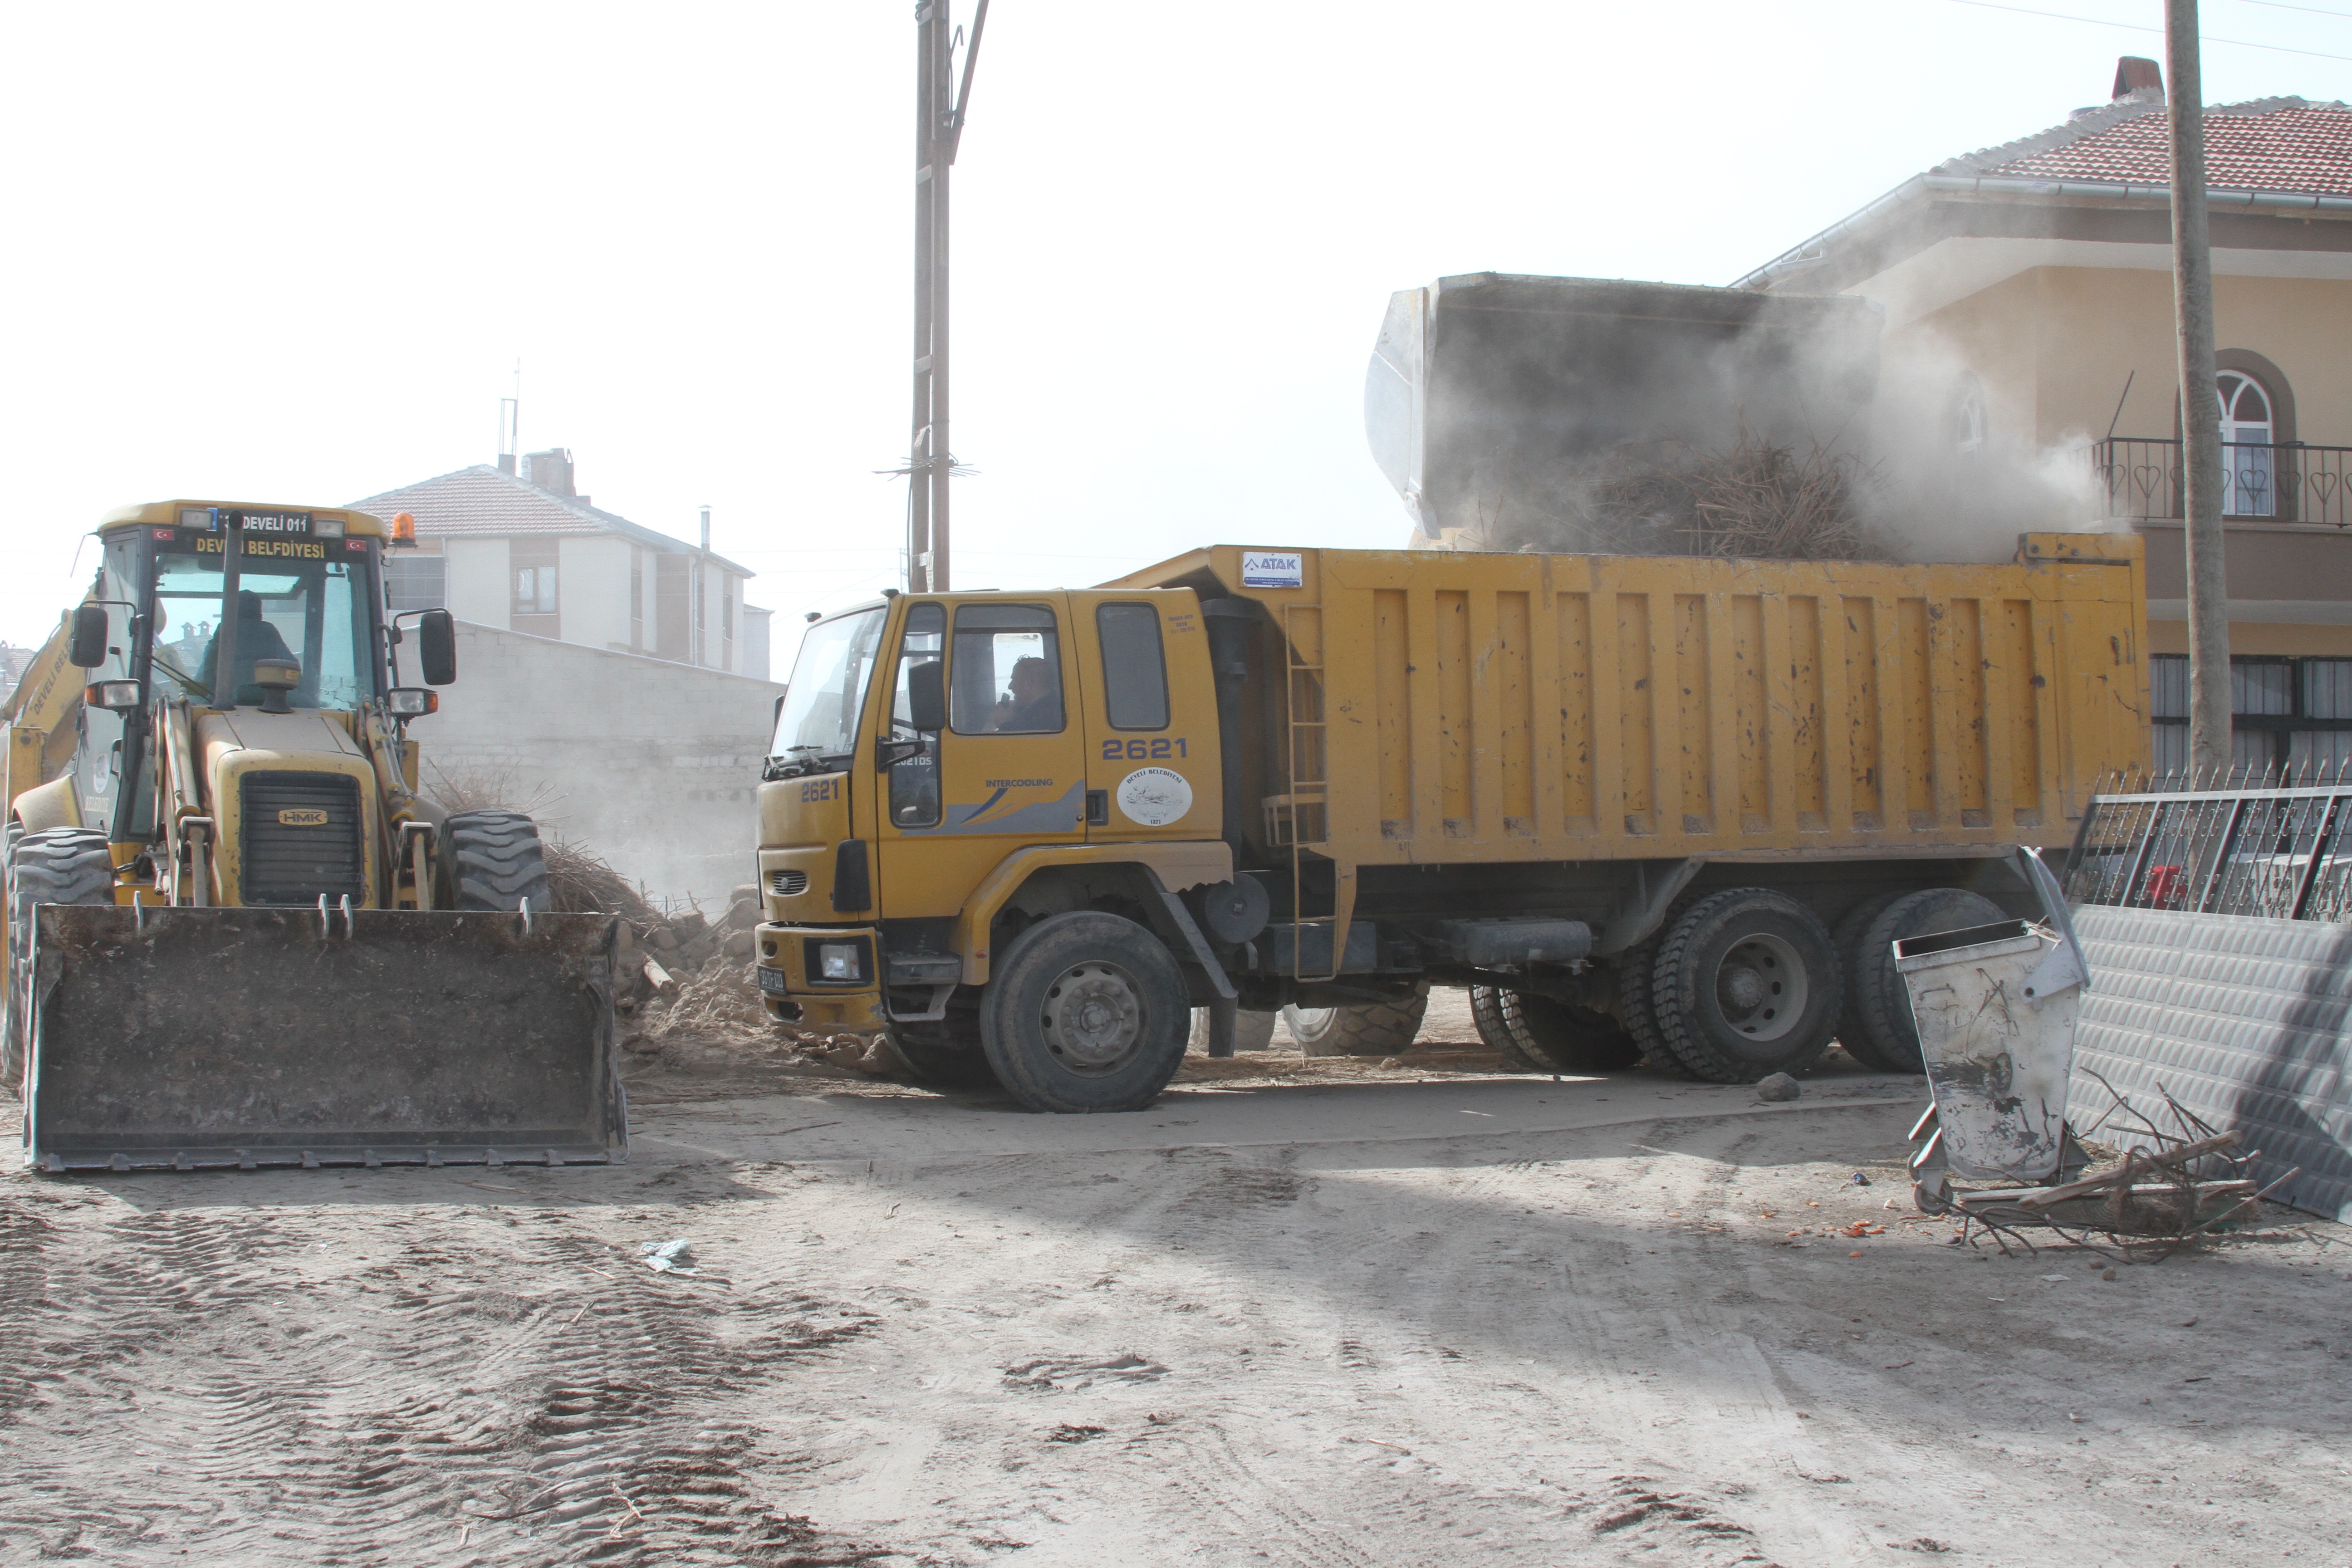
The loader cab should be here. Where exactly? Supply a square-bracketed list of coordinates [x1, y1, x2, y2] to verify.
[74, 503, 401, 846]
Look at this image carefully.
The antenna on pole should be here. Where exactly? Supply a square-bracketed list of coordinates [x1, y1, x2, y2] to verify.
[499, 359, 521, 474]
[907, 0, 989, 593]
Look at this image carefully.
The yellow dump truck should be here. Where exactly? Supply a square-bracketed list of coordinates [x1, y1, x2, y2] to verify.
[752, 536, 2149, 1111]
[1, 500, 624, 1171]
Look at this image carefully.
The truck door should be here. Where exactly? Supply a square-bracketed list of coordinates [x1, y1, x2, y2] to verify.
[872, 595, 1089, 919]
[1068, 591, 1220, 844]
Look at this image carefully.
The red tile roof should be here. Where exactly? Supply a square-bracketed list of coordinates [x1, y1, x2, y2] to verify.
[1940, 96, 2352, 196]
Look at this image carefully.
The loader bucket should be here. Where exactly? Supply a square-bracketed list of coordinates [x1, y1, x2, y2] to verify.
[22, 904, 627, 1172]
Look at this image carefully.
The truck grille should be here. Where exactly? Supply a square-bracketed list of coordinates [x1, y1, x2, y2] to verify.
[239, 772, 367, 906]
[771, 870, 809, 897]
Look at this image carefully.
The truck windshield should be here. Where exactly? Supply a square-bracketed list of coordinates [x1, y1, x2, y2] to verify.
[769, 606, 887, 766]
[147, 548, 378, 709]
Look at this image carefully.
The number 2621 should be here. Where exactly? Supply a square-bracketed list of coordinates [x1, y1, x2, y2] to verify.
[1102, 738, 1186, 760]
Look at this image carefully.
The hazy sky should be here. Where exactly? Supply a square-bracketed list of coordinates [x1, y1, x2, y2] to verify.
[4, 1, 2346, 668]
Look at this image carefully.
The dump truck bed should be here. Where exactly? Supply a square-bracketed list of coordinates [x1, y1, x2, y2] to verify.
[1115, 535, 2149, 866]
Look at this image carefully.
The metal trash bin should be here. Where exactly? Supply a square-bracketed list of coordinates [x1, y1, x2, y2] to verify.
[1896, 917, 2085, 1185]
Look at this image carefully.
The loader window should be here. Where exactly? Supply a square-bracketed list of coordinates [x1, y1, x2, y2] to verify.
[887, 603, 944, 827]
[149, 550, 376, 710]
[1096, 603, 1169, 730]
[771, 605, 887, 764]
[952, 604, 1063, 735]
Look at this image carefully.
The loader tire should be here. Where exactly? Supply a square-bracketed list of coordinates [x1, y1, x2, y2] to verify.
[1850, 888, 2008, 1074]
[1188, 1006, 1278, 1055]
[1499, 990, 1644, 1074]
[1282, 992, 1428, 1058]
[979, 911, 1191, 1112]
[442, 810, 553, 912]
[4, 827, 114, 1097]
[1829, 891, 1906, 1070]
[1651, 889, 1843, 1084]
[1468, 986, 1544, 1071]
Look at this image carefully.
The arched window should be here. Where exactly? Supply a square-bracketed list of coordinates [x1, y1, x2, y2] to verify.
[1950, 375, 1987, 458]
[2218, 369, 2276, 517]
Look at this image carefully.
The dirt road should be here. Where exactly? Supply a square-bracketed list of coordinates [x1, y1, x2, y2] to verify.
[2, 1010, 2345, 1567]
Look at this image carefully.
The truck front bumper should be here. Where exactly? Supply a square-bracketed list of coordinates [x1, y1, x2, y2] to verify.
[755, 923, 888, 1032]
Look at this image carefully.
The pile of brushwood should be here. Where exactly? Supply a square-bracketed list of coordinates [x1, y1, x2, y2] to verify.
[1477, 423, 1889, 562]
[549, 858, 897, 1072]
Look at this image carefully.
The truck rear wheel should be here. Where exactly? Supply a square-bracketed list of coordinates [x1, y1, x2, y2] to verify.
[1614, 897, 1705, 1079]
[1497, 990, 1643, 1074]
[979, 911, 1190, 1112]
[1651, 889, 1842, 1083]
[1849, 888, 2007, 1073]
[4, 827, 114, 1097]
[1468, 986, 1543, 1070]
[1281, 992, 1428, 1058]
[1829, 891, 1905, 1069]
[441, 810, 553, 912]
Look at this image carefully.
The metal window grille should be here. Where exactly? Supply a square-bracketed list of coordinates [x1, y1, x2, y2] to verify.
[2066, 783, 2352, 921]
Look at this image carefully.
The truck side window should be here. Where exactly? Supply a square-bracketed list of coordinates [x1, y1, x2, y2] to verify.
[1096, 603, 1169, 730]
[951, 604, 1063, 735]
[889, 603, 945, 827]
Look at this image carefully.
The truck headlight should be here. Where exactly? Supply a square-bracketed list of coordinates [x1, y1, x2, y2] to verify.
[385, 688, 438, 717]
[818, 942, 861, 981]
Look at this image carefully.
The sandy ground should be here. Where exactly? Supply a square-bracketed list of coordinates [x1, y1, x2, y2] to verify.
[1, 990, 2347, 1567]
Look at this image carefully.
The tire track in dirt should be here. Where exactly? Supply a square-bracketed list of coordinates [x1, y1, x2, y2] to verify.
[0, 1200, 893, 1567]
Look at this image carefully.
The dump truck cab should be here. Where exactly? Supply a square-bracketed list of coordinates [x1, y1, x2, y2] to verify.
[755, 587, 1247, 1107]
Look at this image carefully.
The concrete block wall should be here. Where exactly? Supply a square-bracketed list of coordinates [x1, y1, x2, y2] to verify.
[421, 622, 784, 909]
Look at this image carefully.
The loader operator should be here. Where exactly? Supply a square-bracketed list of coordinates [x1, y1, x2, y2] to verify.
[195, 590, 298, 707]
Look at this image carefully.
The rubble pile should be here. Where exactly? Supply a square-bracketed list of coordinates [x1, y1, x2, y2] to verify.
[592, 882, 896, 1074]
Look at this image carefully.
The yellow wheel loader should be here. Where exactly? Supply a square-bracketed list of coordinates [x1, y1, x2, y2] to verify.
[0, 500, 625, 1172]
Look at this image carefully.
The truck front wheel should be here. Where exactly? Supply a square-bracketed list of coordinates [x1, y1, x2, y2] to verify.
[980, 911, 1191, 1112]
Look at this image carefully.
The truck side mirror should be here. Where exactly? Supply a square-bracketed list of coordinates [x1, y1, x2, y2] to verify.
[416, 609, 457, 686]
[906, 659, 946, 732]
[68, 603, 108, 668]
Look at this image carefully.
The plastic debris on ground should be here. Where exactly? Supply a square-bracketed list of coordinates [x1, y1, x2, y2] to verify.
[640, 1238, 699, 1275]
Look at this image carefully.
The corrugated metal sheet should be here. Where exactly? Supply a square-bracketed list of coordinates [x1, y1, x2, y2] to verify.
[2071, 902, 2352, 1221]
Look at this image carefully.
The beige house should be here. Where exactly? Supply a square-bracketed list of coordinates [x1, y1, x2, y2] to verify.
[1740, 58, 2352, 777]
[354, 449, 770, 679]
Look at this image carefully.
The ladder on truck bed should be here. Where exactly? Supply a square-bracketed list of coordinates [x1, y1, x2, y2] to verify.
[1267, 602, 1348, 984]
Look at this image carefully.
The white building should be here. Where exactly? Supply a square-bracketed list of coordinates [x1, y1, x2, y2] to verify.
[353, 449, 772, 678]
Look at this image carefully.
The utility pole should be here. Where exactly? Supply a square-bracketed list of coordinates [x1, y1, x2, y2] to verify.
[2167, 0, 2232, 780]
[695, 504, 711, 668]
[908, 0, 989, 593]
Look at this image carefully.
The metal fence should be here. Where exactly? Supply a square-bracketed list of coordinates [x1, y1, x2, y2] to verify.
[2085, 436, 2352, 526]
[2065, 782, 2352, 921]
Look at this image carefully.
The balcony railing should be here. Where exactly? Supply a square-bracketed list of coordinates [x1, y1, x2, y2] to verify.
[2085, 436, 2352, 526]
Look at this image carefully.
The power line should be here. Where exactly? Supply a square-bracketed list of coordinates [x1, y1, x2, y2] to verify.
[2230, 0, 2352, 22]
[1945, 0, 2352, 60]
